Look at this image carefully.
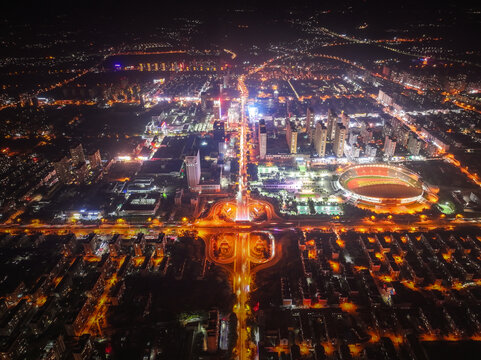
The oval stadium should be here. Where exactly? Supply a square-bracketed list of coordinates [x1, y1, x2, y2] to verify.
[338, 165, 424, 206]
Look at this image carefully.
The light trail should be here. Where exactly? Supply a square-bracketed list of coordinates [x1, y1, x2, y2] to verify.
[287, 79, 301, 100]
[224, 49, 237, 60]
[234, 71, 251, 359]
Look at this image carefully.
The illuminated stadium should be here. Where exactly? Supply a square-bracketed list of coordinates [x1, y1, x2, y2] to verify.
[338, 165, 426, 209]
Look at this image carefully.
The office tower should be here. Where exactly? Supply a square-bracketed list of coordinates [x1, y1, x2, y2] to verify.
[88, 150, 102, 169]
[185, 150, 201, 190]
[306, 107, 314, 141]
[54, 156, 72, 184]
[327, 109, 338, 141]
[70, 144, 85, 166]
[286, 120, 298, 154]
[314, 121, 328, 157]
[214, 121, 226, 155]
[213, 100, 221, 120]
[333, 124, 347, 157]
[384, 136, 397, 157]
[207, 310, 219, 353]
[213, 121, 225, 142]
[258, 119, 267, 159]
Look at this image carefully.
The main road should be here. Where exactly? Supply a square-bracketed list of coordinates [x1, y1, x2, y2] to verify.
[233, 233, 251, 360]
[234, 71, 253, 359]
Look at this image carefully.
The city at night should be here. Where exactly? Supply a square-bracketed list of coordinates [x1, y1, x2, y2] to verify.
[2, 1, 481, 359]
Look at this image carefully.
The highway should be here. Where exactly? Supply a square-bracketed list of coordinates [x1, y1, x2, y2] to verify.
[2, 213, 481, 235]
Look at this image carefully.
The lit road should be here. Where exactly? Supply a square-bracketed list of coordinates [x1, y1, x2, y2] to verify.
[233, 59, 277, 359]
[234, 233, 251, 360]
[236, 81, 249, 222]
[2, 213, 481, 235]
[234, 71, 252, 359]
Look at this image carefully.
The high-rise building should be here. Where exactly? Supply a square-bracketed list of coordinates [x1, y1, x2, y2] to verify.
[207, 310, 219, 353]
[378, 90, 394, 106]
[407, 136, 422, 156]
[223, 73, 230, 89]
[360, 127, 373, 143]
[70, 144, 85, 166]
[73, 162, 88, 184]
[286, 120, 298, 154]
[333, 124, 346, 158]
[391, 117, 402, 134]
[54, 156, 72, 184]
[340, 112, 350, 129]
[201, 94, 208, 111]
[345, 143, 361, 159]
[213, 121, 225, 142]
[213, 100, 221, 120]
[327, 109, 337, 140]
[384, 136, 397, 157]
[366, 144, 377, 158]
[349, 133, 358, 146]
[306, 107, 314, 141]
[382, 65, 391, 77]
[227, 105, 239, 127]
[383, 124, 393, 138]
[313, 121, 328, 157]
[258, 119, 267, 159]
[88, 150, 102, 169]
[184, 150, 201, 191]
[214, 121, 226, 156]
[397, 129, 410, 147]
